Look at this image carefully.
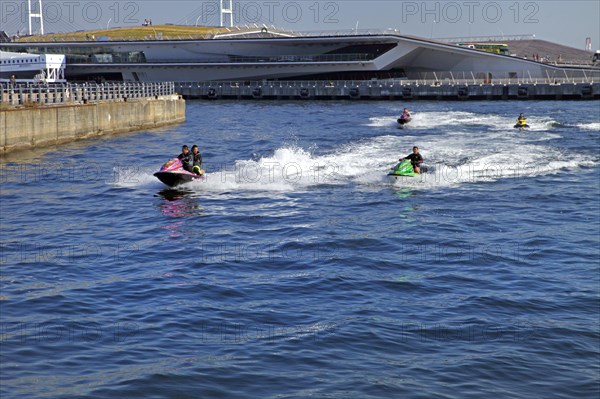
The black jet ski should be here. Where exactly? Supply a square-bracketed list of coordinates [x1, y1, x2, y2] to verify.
[397, 117, 411, 129]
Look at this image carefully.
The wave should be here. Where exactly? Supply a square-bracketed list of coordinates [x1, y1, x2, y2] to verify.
[366, 111, 508, 129]
[112, 126, 597, 193]
[576, 122, 600, 131]
[366, 111, 576, 134]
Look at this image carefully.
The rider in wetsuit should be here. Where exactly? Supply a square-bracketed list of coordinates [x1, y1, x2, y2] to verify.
[191, 145, 203, 175]
[177, 145, 193, 172]
[398, 108, 411, 125]
[516, 113, 529, 128]
[403, 146, 423, 173]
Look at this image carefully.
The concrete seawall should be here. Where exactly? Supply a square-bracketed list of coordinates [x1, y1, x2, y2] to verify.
[1, 95, 185, 153]
[176, 80, 600, 101]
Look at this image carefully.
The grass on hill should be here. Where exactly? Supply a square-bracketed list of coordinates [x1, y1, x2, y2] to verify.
[18, 25, 228, 42]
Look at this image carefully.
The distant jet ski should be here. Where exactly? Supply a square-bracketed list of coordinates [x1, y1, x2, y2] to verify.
[397, 108, 412, 128]
[515, 116, 529, 130]
[397, 117, 411, 129]
[154, 158, 204, 187]
[388, 159, 419, 180]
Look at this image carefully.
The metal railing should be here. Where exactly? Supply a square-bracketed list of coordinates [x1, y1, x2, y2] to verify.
[408, 69, 600, 84]
[433, 34, 536, 43]
[0, 82, 176, 106]
[550, 60, 596, 67]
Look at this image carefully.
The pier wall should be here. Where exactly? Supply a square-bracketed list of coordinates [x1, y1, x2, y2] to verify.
[176, 80, 600, 101]
[1, 83, 185, 153]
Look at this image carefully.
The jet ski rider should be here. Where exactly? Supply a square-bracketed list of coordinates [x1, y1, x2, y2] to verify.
[177, 145, 193, 172]
[398, 108, 411, 125]
[191, 145, 203, 175]
[403, 146, 423, 174]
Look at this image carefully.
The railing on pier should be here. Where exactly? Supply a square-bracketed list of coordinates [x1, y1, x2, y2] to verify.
[0, 82, 176, 106]
[433, 34, 537, 43]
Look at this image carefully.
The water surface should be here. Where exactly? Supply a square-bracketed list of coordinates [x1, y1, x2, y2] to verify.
[1, 100, 599, 398]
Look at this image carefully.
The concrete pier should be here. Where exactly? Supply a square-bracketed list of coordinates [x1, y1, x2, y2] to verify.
[176, 80, 600, 101]
[1, 83, 185, 153]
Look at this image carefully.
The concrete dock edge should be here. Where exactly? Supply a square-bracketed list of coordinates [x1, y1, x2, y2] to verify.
[1, 95, 185, 153]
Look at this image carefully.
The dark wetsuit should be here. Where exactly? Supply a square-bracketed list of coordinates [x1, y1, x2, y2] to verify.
[178, 152, 193, 172]
[398, 112, 411, 125]
[192, 152, 202, 168]
[404, 153, 423, 167]
[192, 152, 203, 174]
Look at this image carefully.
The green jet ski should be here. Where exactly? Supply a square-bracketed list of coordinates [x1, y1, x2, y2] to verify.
[388, 159, 418, 180]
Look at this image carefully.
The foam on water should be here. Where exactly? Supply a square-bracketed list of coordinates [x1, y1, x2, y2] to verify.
[367, 110, 567, 134]
[112, 110, 597, 193]
[190, 146, 314, 192]
[187, 140, 590, 192]
[367, 111, 509, 129]
[577, 122, 600, 131]
[111, 165, 167, 190]
[518, 116, 564, 132]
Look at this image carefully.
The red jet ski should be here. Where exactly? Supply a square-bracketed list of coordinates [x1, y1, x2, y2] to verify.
[154, 158, 204, 187]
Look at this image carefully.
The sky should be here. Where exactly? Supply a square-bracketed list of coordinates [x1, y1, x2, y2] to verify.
[1, 0, 599, 49]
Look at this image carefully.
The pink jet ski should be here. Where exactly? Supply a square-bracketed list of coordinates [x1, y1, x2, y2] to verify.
[154, 158, 204, 187]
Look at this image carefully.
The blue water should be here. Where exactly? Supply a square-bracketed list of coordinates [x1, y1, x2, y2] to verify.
[1, 100, 599, 398]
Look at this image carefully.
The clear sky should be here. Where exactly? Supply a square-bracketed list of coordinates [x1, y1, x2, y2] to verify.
[2, 0, 599, 49]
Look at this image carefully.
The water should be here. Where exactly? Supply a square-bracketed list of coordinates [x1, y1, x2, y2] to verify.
[1, 100, 599, 398]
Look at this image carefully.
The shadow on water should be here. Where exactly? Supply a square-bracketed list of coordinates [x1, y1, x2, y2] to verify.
[156, 188, 192, 201]
[390, 187, 421, 223]
[155, 189, 205, 238]
[155, 189, 204, 218]
[394, 187, 415, 200]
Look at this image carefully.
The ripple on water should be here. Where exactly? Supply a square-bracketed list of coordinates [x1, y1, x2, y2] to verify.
[0, 101, 598, 399]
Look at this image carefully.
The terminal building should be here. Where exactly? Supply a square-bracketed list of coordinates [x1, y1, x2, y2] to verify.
[1, 21, 598, 83]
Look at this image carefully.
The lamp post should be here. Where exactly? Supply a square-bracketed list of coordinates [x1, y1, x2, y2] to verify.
[430, 20, 437, 38]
